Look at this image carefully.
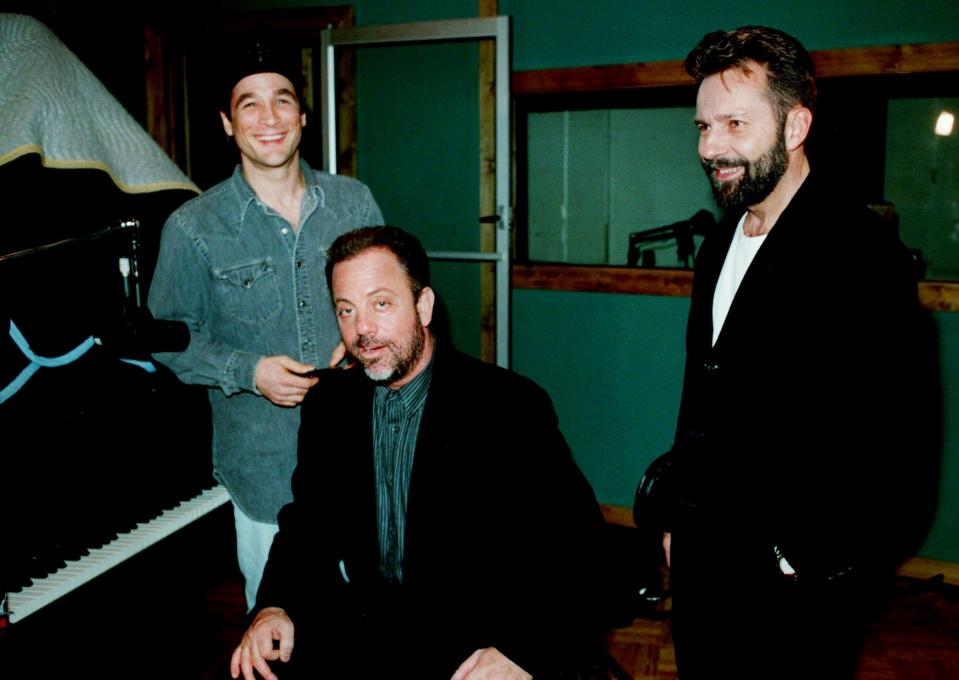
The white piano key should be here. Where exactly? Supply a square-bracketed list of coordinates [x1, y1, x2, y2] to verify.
[6, 485, 230, 623]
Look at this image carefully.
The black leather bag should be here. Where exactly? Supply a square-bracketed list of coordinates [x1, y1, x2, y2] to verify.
[632, 449, 675, 536]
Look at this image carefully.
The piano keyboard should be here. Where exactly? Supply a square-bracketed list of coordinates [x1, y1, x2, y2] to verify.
[5, 484, 231, 623]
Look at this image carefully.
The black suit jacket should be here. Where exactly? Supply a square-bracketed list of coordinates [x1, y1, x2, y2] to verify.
[671, 171, 924, 580]
[258, 345, 605, 678]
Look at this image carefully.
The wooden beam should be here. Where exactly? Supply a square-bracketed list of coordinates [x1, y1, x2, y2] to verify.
[898, 556, 959, 586]
[513, 264, 693, 297]
[512, 41, 959, 96]
[143, 22, 178, 160]
[478, 0, 497, 363]
[600, 503, 636, 528]
[513, 264, 959, 312]
[919, 281, 959, 313]
[512, 60, 691, 95]
[813, 41, 959, 78]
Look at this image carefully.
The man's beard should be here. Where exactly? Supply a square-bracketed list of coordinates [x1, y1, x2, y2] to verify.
[353, 320, 426, 385]
[702, 127, 788, 209]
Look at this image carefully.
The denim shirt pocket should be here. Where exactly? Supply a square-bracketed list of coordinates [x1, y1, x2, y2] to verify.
[213, 258, 282, 325]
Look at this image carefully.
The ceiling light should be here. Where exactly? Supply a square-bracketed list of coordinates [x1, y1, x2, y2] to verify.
[935, 111, 955, 136]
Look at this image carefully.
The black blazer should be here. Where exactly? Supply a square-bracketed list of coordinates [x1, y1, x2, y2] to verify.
[671, 171, 924, 579]
[258, 345, 605, 678]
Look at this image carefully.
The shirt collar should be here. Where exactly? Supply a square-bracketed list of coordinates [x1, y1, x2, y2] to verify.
[228, 159, 327, 228]
[374, 356, 433, 413]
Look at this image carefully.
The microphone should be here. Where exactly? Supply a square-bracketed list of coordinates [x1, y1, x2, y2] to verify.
[627, 209, 716, 268]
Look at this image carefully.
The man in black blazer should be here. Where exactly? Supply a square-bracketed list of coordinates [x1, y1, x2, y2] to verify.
[231, 226, 605, 680]
[662, 26, 925, 678]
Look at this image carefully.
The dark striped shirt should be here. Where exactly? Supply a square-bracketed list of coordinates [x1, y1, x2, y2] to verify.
[372, 361, 432, 583]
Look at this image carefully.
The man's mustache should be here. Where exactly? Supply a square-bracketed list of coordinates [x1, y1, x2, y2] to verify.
[354, 335, 387, 351]
[702, 157, 747, 171]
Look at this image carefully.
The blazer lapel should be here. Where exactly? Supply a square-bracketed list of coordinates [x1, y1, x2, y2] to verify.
[714, 195, 816, 354]
[401, 349, 457, 582]
[690, 219, 736, 353]
[342, 372, 383, 584]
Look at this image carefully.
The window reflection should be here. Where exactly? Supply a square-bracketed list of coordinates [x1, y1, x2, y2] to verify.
[526, 106, 714, 267]
[522, 73, 959, 279]
[887, 96, 959, 279]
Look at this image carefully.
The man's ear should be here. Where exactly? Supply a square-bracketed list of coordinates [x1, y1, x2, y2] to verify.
[416, 287, 435, 328]
[785, 106, 812, 151]
[220, 111, 234, 138]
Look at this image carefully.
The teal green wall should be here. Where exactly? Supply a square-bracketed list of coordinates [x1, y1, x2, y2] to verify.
[504, 0, 959, 69]
[228, 0, 959, 561]
[931, 312, 959, 560]
[514, 291, 959, 563]
[353, 41, 482, 356]
[512, 290, 687, 503]
[231, 0, 959, 65]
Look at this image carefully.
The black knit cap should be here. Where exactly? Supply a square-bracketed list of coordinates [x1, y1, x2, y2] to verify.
[219, 34, 303, 114]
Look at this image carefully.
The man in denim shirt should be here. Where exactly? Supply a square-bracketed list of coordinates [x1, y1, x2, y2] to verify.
[148, 41, 383, 609]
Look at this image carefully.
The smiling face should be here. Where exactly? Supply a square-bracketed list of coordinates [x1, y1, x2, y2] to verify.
[220, 72, 305, 174]
[695, 64, 788, 209]
[332, 247, 435, 389]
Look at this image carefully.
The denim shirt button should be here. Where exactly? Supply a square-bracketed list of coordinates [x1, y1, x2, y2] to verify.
[281, 227, 289, 235]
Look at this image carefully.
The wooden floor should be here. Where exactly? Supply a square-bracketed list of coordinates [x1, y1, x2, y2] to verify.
[199, 568, 959, 679]
[605, 577, 959, 680]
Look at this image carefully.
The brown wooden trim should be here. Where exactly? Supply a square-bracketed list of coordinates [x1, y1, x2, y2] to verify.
[333, 14, 358, 178]
[813, 41, 959, 78]
[600, 503, 636, 528]
[512, 60, 691, 95]
[513, 264, 693, 297]
[512, 41, 959, 96]
[918, 281, 959, 312]
[143, 23, 178, 161]
[898, 556, 959, 585]
[478, 0, 497, 363]
[513, 264, 959, 312]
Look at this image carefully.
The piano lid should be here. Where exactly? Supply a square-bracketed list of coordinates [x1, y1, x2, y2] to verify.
[0, 13, 200, 197]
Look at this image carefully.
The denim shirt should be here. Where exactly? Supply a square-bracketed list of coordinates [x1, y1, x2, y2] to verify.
[148, 161, 383, 522]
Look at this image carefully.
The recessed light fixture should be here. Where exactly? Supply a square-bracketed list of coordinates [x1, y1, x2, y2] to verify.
[935, 111, 955, 136]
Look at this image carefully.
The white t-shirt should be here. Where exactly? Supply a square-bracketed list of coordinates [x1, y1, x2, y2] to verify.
[712, 213, 768, 346]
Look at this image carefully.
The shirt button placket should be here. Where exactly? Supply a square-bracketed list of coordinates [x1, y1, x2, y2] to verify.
[293, 240, 317, 364]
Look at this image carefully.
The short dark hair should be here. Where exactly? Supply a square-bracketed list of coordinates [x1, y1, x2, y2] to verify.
[326, 226, 431, 300]
[218, 36, 304, 118]
[683, 25, 816, 120]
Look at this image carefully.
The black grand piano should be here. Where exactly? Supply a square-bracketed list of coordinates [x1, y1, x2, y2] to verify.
[0, 15, 234, 676]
